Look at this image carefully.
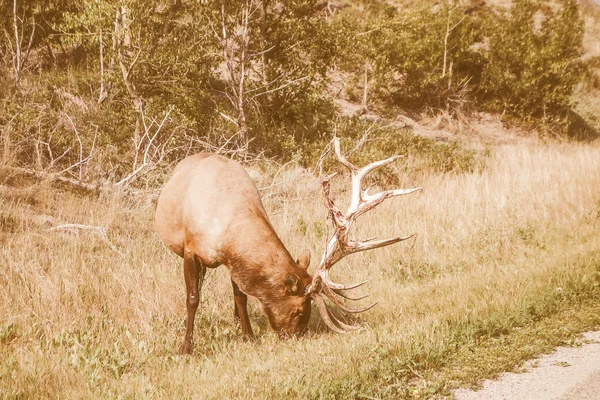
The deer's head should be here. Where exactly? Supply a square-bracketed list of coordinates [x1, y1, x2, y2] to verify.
[262, 250, 313, 337]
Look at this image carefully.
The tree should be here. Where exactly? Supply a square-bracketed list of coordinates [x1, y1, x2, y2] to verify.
[334, 3, 482, 114]
[204, 0, 337, 154]
[478, 0, 584, 121]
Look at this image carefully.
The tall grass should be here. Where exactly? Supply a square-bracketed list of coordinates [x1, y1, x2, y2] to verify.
[1, 142, 600, 399]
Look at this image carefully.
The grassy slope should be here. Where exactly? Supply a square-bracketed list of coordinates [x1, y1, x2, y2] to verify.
[1, 142, 600, 399]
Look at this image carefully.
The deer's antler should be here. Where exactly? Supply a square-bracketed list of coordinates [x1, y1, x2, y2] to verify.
[308, 137, 421, 332]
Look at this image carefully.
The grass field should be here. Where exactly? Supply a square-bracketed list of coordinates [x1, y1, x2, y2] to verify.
[1, 141, 600, 399]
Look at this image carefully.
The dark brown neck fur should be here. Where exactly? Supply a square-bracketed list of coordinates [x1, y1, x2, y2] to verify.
[223, 214, 306, 301]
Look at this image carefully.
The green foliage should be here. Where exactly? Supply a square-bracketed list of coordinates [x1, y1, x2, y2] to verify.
[336, 4, 485, 114]
[334, 0, 587, 129]
[1, 0, 341, 175]
[479, 0, 584, 122]
[374, 5, 483, 111]
[0, 0, 80, 60]
[0, 0, 593, 178]
[217, 0, 339, 157]
[126, 1, 218, 129]
[304, 118, 482, 175]
[251, 95, 337, 160]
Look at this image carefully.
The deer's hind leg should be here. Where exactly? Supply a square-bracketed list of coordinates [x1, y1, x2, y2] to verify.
[180, 250, 206, 355]
[232, 279, 254, 339]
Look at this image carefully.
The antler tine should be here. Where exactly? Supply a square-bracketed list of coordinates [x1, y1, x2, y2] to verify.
[321, 270, 370, 291]
[357, 154, 403, 178]
[313, 294, 360, 332]
[332, 136, 358, 172]
[362, 187, 422, 206]
[347, 233, 417, 253]
[331, 288, 369, 300]
[315, 235, 416, 288]
[322, 285, 378, 314]
[321, 175, 347, 230]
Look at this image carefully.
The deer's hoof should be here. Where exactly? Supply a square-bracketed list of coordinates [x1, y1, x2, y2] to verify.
[179, 341, 193, 355]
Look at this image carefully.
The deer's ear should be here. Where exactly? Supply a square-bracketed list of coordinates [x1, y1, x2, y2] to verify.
[296, 249, 311, 270]
[284, 273, 299, 294]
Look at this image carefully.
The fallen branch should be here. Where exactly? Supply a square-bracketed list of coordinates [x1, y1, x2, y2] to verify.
[48, 223, 123, 256]
[114, 162, 153, 189]
[3, 166, 101, 193]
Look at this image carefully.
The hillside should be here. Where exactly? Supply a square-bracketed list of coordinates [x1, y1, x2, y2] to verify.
[2, 1, 600, 399]
[1, 0, 599, 190]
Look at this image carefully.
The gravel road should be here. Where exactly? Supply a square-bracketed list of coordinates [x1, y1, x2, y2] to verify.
[454, 331, 600, 400]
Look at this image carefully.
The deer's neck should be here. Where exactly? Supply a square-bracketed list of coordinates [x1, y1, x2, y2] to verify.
[225, 217, 295, 301]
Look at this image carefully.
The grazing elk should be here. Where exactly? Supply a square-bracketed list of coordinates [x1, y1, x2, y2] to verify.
[155, 138, 420, 354]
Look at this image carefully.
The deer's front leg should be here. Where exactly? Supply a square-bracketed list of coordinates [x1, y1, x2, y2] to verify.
[231, 279, 254, 339]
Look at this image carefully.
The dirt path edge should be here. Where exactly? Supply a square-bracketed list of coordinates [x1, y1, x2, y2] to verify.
[453, 331, 600, 400]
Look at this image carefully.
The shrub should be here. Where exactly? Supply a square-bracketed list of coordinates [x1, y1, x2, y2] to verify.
[336, 4, 484, 115]
[478, 0, 584, 123]
[302, 118, 483, 176]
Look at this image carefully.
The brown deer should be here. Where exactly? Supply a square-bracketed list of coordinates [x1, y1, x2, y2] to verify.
[155, 138, 420, 354]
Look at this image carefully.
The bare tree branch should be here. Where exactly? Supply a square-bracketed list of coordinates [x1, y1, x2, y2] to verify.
[9, 0, 35, 85]
[48, 224, 124, 256]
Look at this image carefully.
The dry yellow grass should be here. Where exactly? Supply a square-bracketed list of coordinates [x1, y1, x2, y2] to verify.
[1, 141, 600, 399]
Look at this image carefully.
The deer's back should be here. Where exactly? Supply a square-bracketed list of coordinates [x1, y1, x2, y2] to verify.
[155, 153, 269, 265]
